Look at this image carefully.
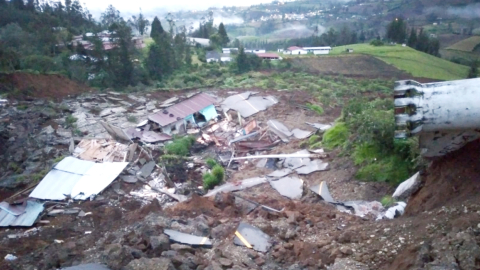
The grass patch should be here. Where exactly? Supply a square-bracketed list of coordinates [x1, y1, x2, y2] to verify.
[306, 103, 324, 115]
[322, 122, 349, 150]
[165, 136, 196, 156]
[127, 115, 137, 123]
[16, 104, 28, 110]
[330, 43, 469, 80]
[381, 195, 397, 208]
[53, 156, 65, 163]
[65, 114, 77, 128]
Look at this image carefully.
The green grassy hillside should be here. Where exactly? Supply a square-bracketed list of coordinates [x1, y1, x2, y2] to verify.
[330, 44, 469, 80]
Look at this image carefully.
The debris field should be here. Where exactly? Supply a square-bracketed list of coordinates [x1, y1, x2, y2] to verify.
[1, 87, 480, 270]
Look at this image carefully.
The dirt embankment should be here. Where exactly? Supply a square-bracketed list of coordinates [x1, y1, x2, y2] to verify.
[0, 72, 92, 101]
[406, 140, 480, 216]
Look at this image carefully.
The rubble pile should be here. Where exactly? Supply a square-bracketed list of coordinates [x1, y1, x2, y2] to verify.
[1, 88, 479, 270]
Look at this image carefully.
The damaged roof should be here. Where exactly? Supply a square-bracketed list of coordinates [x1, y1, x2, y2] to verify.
[29, 157, 128, 200]
[0, 201, 44, 227]
[148, 93, 217, 127]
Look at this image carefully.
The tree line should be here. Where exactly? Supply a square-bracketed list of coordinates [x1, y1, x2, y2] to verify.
[387, 18, 440, 57]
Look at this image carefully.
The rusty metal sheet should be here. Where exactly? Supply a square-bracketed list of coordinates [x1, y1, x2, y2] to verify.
[236, 140, 279, 151]
[148, 93, 216, 126]
[244, 120, 257, 135]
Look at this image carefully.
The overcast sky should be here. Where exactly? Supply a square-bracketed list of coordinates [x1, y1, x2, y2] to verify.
[82, 0, 275, 18]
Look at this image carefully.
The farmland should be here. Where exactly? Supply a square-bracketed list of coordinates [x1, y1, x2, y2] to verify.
[446, 36, 480, 52]
[325, 44, 470, 81]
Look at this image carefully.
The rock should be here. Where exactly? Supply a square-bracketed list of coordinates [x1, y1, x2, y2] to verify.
[150, 235, 170, 256]
[125, 257, 175, 270]
[393, 172, 422, 201]
[101, 243, 135, 269]
[171, 244, 194, 253]
[327, 258, 370, 270]
[339, 246, 353, 255]
[219, 258, 233, 268]
[254, 257, 266, 266]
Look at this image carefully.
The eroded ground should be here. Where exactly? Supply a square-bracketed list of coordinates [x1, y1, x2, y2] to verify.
[1, 85, 480, 270]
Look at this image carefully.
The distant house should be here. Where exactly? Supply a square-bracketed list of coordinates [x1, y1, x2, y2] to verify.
[346, 48, 354, 53]
[220, 53, 232, 62]
[132, 37, 146, 49]
[206, 51, 220, 63]
[277, 49, 285, 53]
[245, 49, 266, 54]
[303, 46, 332, 55]
[256, 53, 281, 60]
[286, 46, 308, 55]
[222, 48, 238, 54]
[148, 93, 218, 135]
[187, 37, 210, 47]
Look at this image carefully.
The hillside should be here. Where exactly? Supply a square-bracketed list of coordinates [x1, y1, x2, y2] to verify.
[447, 36, 480, 52]
[329, 44, 470, 81]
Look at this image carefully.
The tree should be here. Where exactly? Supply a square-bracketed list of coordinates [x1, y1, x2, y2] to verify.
[235, 47, 248, 73]
[150, 16, 164, 40]
[416, 28, 429, 52]
[218, 22, 229, 46]
[359, 30, 366, 43]
[184, 45, 192, 66]
[407, 28, 417, 47]
[468, 61, 478, 78]
[386, 18, 407, 43]
[129, 10, 149, 35]
[101, 5, 122, 29]
[106, 22, 134, 86]
[12, 0, 25, 10]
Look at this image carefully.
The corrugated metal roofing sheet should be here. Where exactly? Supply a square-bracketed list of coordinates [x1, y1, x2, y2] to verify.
[0, 201, 44, 227]
[148, 93, 217, 127]
[256, 53, 280, 58]
[29, 157, 128, 200]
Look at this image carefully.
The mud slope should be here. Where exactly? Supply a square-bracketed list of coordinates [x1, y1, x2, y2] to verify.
[406, 139, 480, 216]
[0, 72, 92, 100]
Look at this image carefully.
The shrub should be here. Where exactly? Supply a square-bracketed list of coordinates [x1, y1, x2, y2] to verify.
[165, 136, 195, 156]
[370, 39, 384, 46]
[21, 55, 57, 73]
[203, 173, 219, 190]
[203, 164, 225, 190]
[306, 103, 324, 115]
[211, 165, 225, 182]
[322, 122, 349, 150]
[205, 158, 218, 168]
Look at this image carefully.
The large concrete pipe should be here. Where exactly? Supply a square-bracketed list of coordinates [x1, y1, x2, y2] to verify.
[394, 78, 480, 157]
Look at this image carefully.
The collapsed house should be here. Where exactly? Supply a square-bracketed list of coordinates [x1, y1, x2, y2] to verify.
[147, 93, 218, 135]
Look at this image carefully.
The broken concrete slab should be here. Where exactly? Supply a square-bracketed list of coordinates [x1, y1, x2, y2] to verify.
[234, 197, 257, 215]
[42, 125, 55, 135]
[204, 177, 268, 197]
[99, 121, 131, 142]
[234, 222, 271, 252]
[121, 175, 138, 184]
[295, 160, 329, 175]
[283, 150, 311, 169]
[221, 92, 278, 118]
[267, 119, 292, 143]
[310, 181, 336, 203]
[269, 177, 303, 199]
[267, 169, 292, 178]
[137, 161, 155, 179]
[379, 202, 406, 220]
[306, 122, 332, 132]
[99, 107, 126, 117]
[392, 172, 421, 201]
[291, 128, 313, 139]
[164, 229, 212, 247]
[339, 201, 384, 218]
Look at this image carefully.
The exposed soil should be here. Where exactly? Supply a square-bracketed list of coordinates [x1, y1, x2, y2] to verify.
[1, 77, 480, 269]
[0, 73, 93, 101]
